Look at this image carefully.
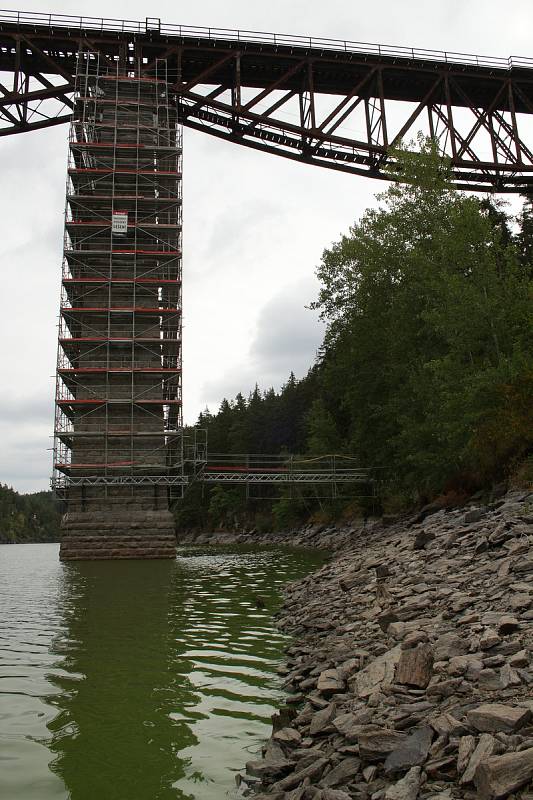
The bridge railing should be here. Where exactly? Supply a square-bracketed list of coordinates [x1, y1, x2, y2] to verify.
[200, 453, 372, 484]
[1, 8, 533, 71]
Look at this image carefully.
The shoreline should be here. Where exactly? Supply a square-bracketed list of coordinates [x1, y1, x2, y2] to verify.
[233, 488, 533, 800]
[176, 521, 365, 552]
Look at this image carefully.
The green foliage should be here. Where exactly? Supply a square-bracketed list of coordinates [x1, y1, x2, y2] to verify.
[313, 139, 532, 495]
[207, 485, 246, 527]
[175, 139, 532, 528]
[0, 485, 62, 543]
[271, 494, 307, 531]
[306, 398, 341, 455]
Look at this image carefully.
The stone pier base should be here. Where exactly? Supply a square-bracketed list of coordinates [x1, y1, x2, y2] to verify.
[59, 510, 177, 560]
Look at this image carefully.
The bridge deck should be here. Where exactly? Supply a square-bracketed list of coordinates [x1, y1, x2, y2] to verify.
[2, 10, 533, 189]
[197, 454, 372, 485]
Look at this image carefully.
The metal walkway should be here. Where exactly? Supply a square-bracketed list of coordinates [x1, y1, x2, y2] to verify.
[200, 454, 370, 485]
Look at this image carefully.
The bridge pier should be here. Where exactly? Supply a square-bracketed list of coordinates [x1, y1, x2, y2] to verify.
[53, 54, 183, 559]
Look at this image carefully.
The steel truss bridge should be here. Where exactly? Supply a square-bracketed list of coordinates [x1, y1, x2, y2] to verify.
[2, 10, 533, 191]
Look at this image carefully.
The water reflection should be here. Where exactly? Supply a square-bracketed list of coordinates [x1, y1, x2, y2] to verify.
[47, 559, 196, 800]
[0, 545, 324, 800]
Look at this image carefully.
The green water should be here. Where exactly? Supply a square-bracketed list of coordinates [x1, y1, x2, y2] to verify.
[0, 543, 323, 800]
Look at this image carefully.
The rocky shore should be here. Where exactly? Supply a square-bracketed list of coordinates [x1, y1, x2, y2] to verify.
[177, 520, 357, 550]
[235, 489, 533, 800]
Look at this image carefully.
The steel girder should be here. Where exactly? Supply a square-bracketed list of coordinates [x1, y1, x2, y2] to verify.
[202, 471, 371, 483]
[2, 12, 533, 189]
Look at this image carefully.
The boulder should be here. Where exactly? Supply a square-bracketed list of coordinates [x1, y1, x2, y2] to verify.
[273, 727, 302, 747]
[353, 645, 402, 698]
[395, 643, 434, 688]
[413, 529, 435, 550]
[309, 702, 337, 735]
[457, 735, 476, 775]
[332, 709, 372, 738]
[460, 733, 497, 785]
[358, 728, 407, 762]
[246, 757, 294, 780]
[317, 668, 345, 696]
[467, 703, 531, 733]
[474, 747, 533, 799]
[433, 632, 468, 662]
[497, 615, 519, 635]
[321, 790, 352, 800]
[271, 756, 328, 793]
[384, 766, 422, 800]
[431, 713, 469, 738]
[384, 726, 433, 776]
[464, 508, 487, 523]
[319, 756, 361, 787]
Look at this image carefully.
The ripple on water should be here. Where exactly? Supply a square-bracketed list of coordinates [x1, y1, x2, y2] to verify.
[0, 542, 324, 800]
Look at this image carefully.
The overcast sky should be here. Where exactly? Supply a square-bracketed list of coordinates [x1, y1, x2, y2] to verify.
[1, 0, 532, 492]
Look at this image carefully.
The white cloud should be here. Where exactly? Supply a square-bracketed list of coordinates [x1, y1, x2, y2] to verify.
[200, 277, 324, 411]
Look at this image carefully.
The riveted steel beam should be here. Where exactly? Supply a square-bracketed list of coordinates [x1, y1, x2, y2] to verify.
[2, 11, 533, 189]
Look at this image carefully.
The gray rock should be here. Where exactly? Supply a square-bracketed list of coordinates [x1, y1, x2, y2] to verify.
[395, 644, 434, 688]
[384, 726, 433, 776]
[319, 756, 361, 787]
[246, 757, 294, 780]
[309, 702, 337, 735]
[401, 630, 429, 650]
[467, 703, 532, 733]
[431, 713, 469, 738]
[321, 790, 352, 800]
[358, 728, 407, 762]
[271, 756, 328, 792]
[433, 632, 468, 662]
[460, 733, 498, 785]
[478, 668, 501, 691]
[509, 649, 529, 668]
[474, 746, 533, 799]
[510, 592, 531, 611]
[413, 529, 436, 550]
[353, 645, 402, 698]
[480, 628, 501, 650]
[377, 610, 400, 632]
[499, 662, 521, 688]
[464, 508, 487, 523]
[317, 668, 345, 696]
[273, 727, 302, 747]
[384, 766, 422, 800]
[457, 735, 476, 775]
[497, 615, 520, 634]
[332, 709, 372, 738]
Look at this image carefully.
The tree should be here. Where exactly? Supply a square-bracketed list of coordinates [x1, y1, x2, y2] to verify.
[306, 398, 341, 455]
[312, 138, 532, 493]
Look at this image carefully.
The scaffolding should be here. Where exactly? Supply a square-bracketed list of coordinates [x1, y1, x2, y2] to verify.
[51, 53, 185, 510]
[49, 48, 372, 558]
[196, 453, 375, 501]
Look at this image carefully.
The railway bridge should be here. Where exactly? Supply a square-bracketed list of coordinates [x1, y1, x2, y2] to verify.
[1, 10, 532, 558]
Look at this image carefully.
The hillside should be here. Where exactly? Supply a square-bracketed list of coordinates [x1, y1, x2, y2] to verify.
[176, 143, 533, 532]
[0, 484, 62, 544]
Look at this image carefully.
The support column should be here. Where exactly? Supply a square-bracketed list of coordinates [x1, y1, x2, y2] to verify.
[52, 54, 184, 559]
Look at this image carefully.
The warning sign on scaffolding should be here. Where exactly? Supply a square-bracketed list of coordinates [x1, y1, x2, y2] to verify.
[111, 212, 128, 235]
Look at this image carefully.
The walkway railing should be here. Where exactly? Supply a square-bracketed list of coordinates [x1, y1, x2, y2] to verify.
[1, 9, 532, 70]
[200, 453, 371, 484]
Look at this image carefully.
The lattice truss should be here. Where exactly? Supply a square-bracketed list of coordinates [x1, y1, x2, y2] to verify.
[197, 453, 375, 500]
[177, 57, 533, 191]
[52, 51, 184, 490]
[2, 14, 533, 191]
[0, 33, 74, 133]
